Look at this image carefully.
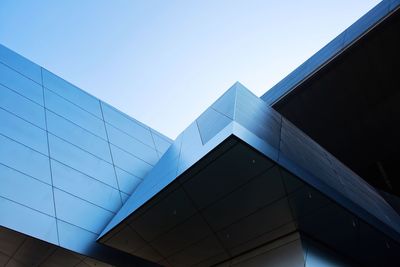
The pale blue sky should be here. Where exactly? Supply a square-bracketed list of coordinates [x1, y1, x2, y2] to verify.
[0, 0, 380, 138]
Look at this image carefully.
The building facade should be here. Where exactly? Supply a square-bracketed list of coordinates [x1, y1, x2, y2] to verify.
[1, 0, 400, 266]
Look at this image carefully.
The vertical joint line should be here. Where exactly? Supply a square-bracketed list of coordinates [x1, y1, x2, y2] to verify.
[40, 67, 60, 245]
[99, 100, 124, 205]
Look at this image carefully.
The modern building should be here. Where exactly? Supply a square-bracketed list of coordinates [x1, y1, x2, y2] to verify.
[1, 0, 399, 266]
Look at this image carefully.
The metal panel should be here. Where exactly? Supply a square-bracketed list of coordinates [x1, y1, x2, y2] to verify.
[44, 89, 107, 139]
[42, 69, 102, 118]
[48, 134, 117, 188]
[0, 84, 46, 129]
[0, 63, 43, 105]
[0, 134, 51, 184]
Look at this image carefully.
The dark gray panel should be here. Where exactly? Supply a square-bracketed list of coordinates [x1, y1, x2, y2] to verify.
[202, 166, 285, 231]
[51, 160, 122, 212]
[217, 198, 293, 251]
[0, 164, 54, 216]
[48, 134, 117, 188]
[0, 134, 51, 184]
[0, 227, 25, 256]
[13, 237, 55, 266]
[44, 89, 106, 139]
[46, 111, 112, 163]
[104, 224, 146, 254]
[54, 189, 114, 234]
[131, 188, 197, 242]
[150, 214, 212, 258]
[0, 84, 45, 129]
[40, 248, 83, 267]
[183, 143, 274, 210]
[166, 235, 225, 267]
[0, 63, 43, 105]
[42, 69, 102, 118]
[0, 108, 48, 155]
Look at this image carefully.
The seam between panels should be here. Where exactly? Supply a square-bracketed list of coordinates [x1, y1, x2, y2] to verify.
[40, 67, 60, 245]
[99, 100, 124, 206]
[149, 129, 160, 160]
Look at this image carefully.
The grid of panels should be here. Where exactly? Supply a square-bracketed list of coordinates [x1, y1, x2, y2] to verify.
[0, 44, 172, 263]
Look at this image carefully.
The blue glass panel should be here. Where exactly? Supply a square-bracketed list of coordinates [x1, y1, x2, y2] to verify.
[54, 189, 114, 234]
[0, 197, 58, 245]
[0, 84, 45, 129]
[0, 45, 42, 84]
[151, 129, 172, 155]
[46, 111, 112, 162]
[44, 89, 106, 139]
[0, 134, 51, 184]
[211, 83, 237, 119]
[0, 63, 43, 105]
[0, 164, 54, 216]
[121, 192, 130, 204]
[101, 102, 154, 147]
[51, 160, 122, 212]
[110, 144, 153, 179]
[0, 108, 48, 155]
[57, 220, 97, 254]
[115, 167, 142, 195]
[48, 134, 117, 188]
[42, 69, 102, 118]
[106, 123, 158, 165]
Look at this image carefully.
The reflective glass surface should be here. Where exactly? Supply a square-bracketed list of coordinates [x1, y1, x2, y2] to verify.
[44, 89, 107, 139]
[48, 134, 117, 189]
[0, 134, 51, 184]
[0, 44, 42, 84]
[0, 62, 43, 105]
[0, 84, 46, 129]
[0, 108, 48, 155]
[42, 69, 102, 118]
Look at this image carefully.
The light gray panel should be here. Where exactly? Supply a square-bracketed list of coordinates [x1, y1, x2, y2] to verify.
[0, 134, 51, 184]
[48, 134, 117, 188]
[0, 164, 54, 216]
[44, 89, 106, 139]
[0, 84, 46, 129]
[51, 160, 122, 212]
[42, 69, 102, 118]
[0, 45, 42, 84]
[46, 111, 112, 162]
[101, 102, 154, 147]
[0, 63, 43, 105]
[0, 197, 58, 245]
[106, 123, 158, 165]
[54, 189, 114, 234]
[110, 145, 153, 179]
[0, 108, 48, 155]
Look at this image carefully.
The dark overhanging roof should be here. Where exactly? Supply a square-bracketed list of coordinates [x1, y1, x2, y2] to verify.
[261, 0, 400, 197]
[261, 0, 400, 105]
[97, 83, 400, 266]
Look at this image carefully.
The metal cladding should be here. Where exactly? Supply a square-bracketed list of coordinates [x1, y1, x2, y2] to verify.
[1, 1, 400, 266]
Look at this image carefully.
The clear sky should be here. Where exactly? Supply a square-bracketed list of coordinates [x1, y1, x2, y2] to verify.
[0, 0, 380, 139]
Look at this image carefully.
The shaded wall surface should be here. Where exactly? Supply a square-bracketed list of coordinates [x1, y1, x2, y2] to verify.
[0, 44, 171, 266]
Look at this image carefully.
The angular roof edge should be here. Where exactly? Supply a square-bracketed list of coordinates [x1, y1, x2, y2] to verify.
[261, 0, 400, 105]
